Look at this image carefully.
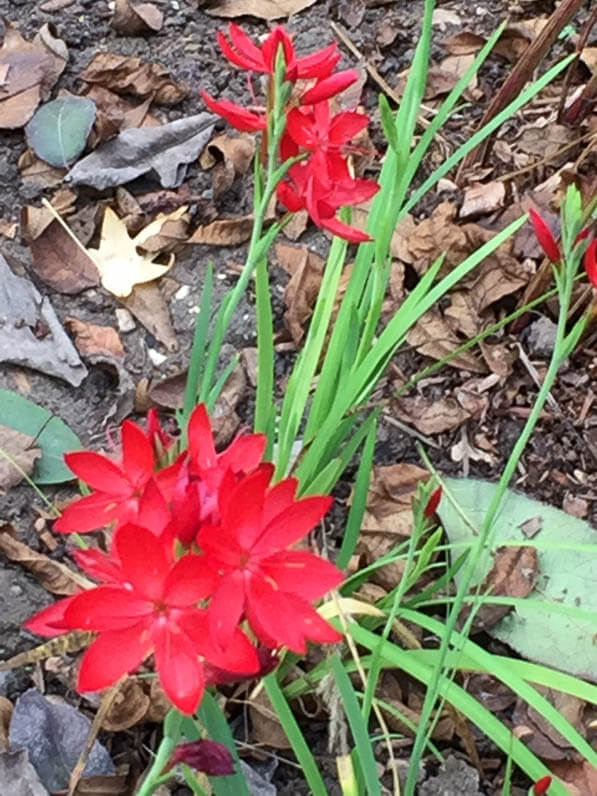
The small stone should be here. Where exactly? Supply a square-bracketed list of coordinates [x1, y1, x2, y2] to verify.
[523, 316, 557, 357]
[148, 348, 167, 367]
[175, 284, 190, 300]
[562, 493, 589, 518]
[115, 308, 135, 333]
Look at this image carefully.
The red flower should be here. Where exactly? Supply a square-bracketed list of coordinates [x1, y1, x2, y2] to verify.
[26, 524, 259, 714]
[55, 420, 157, 533]
[299, 70, 359, 105]
[200, 90, 266, 132]
[277, 154, 379, 243]
[145, 409, 176, 459]
[532, 775, 552, 795]
[217, 23, 339, 81]
[423, 486, 442, 518]
[529, 208, 560, 263]
[199, 468, 343, 654]
[170, 739, 234, 776]
[286, 102, 369, 158]
[584, 238, 597, 289]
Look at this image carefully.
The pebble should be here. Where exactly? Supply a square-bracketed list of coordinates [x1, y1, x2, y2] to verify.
[115, 308, 135, 333]
[148, 348, 167, 367]
[175, 284, 190, 300]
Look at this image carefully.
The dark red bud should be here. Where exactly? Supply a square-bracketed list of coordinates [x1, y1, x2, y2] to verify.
[529, 208, 560, 263]
[424, 486, 442, 518]
[532, 775, 552, 795]
[170, 739, 234, 776]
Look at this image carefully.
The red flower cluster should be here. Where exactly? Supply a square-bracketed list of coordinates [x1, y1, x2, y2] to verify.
[529, 208, 596, 287]
[201, 24, 379, 243]
[26, 406, 343, 715]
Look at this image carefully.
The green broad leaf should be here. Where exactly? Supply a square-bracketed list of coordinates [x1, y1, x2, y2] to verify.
[378, 94, 398, 152]
[25, 96, 96, 168]
[438, 476, 597, 681]
[0, 390, 81, 484]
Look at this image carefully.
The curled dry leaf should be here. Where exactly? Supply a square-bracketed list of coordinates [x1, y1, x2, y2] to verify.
[512, 686, 586, 761]
[393, 394, 471, 435]
[275, 242, 325, 345]
[0, 426, 41, 490]
[80, 52, 188, 105]
[101, 678, 150, 732]
[460, 545, 538, 633]
[549, 760, 597, 796]
[65, 318, 125, 360]
[206, 0, 317, 21]
[200, 133, 256, 198]
[249, 688, 291, 749]
[68, 114, 215, 190]
[119, 282, 178, 351]
[112, 0, 164, 34]
[190, 215, 254, 246]
[0, 21, 67, 129]
[406, 308, 487, 373]
[0, 528, 94, 596]
[459, 181, 506, 219]
[18, 148, 65, 189]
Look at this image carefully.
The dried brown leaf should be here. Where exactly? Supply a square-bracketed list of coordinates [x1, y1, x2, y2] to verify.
[550, 760, 597, 796]
[407, 308, 487, 372]
[189, 215, 254, 246]
[393, 394, 471, 435]
[249, 688, 291, 749]
[0, 528, 93, 595]
[80, 53, 187, 105]
[513, 686, 586, 761]
[0, 697, 12, 752]
[27, 220, 100, 295]
[65, 318, 125, 360]
[101, 678, 150, 732]
[112, 0, 164, 34]
[200, 133, 256, 198]
[120, 282, 178, 351]
[459, 181, 506, 219]
[18, 148, 66, 188]
[275, 242, 325, 345]
[0, 426, 41, 489]
[206, 0, 317, 21]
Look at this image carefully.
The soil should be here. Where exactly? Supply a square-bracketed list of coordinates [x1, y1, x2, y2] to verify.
[0, 0, 596, 793]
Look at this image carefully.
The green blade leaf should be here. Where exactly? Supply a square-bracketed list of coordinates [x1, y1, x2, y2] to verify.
[0, 390, 81, 484]
[25, 97, 96, 169]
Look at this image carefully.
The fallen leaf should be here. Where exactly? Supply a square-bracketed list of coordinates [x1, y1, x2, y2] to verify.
[190, 215, 254, 245]
[18, 149, 66, 188]
[393, 394, 471, 435]
[249, 689, 291, 749]
[512, 686, 585, 761]
[25, 96, 96, 168]
[111, 0, 164, 34]
[550, 760, 597, 796]
[80, 52, 188, 104]
[0, 219, 17, 239]
[68, 113, 215, 190]
[0, 529, 93, 595]
[0, 698, 12, 752]
[86, 207, 181, 297]
[27, 220, 100, 295]
[65, 319, 125, 360]
[206, 0, 317, 21]
[275, 242, 325, 345]
[139, 208, 190, 254]
[120, 282, 177, 351]
[0, 254, 87, 387]
[0, 426, 41, 490]
[100, 678, 150, 732]
[82, 86, 158, 146]
[406, 309, 487, 372]
[200, 133, 256, 198]
[426, 54, 476, 99]
[0, 22, 67, 129]
[459, 181, 506, 219]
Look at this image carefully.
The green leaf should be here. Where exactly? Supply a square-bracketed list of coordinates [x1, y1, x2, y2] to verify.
[0, 390, 81, 483]
[438, 476, 597, 680]
[378, 94, 398, 152]
[25, 96, 96, 168]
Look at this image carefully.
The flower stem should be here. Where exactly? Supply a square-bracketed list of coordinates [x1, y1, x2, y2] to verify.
[137, 709, 183, 796]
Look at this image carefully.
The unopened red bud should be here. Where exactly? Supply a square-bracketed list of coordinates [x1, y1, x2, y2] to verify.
[585, 239, 597, 289]
[532, 775, 552, 795]
[529, 208, 560, 263]
[424, 486, 442, 518]
[171, 739, 234, 776]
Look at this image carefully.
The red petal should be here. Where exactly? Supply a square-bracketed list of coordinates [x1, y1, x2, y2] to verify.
[65, 586, 151, 631]
[53, 492, 124, 534]
[300, 70, 359, 105]
[584, 239, 597, 289]
[219, 433, 266, 474]
[163, 554, 216, 606]
[262, 477, 298, 527]
[208, 573, 246, 649]
[217, 29, 262, 71]
[71, 547, 123, 583]
[77, 622, 151, 692]
[294, 43, 340, 79]
[286, 108, 318, 149]
[226, 23, 265, 71]
[182, 612, 259, 675]
[201, 90, 266, 132]
[246, 577, 342, 653]
[253, 495, 332, 555]
[63, 451, 129, 495]
[121, 420, 154, 489]
[261, 27, 295, 74]
[187, 404, 217, 472]
[115, 524, 170, 601]
[221, 468, 269, 549]
[328, 111, 369, 146]
[24, 595, 78, 637]
[259, 550, 343, 598]
[153, 623, 205, 715]
[529, 208, 561, 263]
[277, 181, 306, 213]
[136, 477, 171, 536]
[321, 215, 372, 243]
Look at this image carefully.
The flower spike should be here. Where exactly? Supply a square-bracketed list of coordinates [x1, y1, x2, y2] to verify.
[529, 208, 560, 263]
